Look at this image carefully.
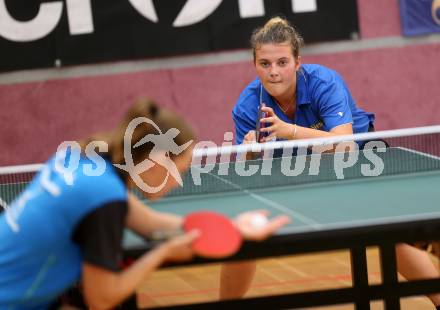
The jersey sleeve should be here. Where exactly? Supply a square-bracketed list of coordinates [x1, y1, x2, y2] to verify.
[72, 201, 128, 271]
[232, 96, 259, 144]
[313, 77, 353, 131]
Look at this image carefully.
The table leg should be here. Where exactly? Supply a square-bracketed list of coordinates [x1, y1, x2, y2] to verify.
[379, 243, 400, 309]
[350, 246, 370, 310]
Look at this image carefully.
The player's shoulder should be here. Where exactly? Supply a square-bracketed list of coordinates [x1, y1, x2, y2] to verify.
[43, 154, 127, 202]
[301, 64, 340, 83]
[77, 158, 126, 200]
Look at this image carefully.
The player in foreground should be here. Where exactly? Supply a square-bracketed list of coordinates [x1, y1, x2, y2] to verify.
[0, 98, 290, 309]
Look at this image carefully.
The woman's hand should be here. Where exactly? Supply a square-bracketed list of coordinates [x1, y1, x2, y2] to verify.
[260, 106, 296, 141]
[243, 130, 257, 144]
[234, 210, 290, 241]
[241, 130, 262, 160]
[161, 230, 200, 262]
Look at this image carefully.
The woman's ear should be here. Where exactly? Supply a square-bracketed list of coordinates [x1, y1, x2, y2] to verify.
[295, 56, 302, 71]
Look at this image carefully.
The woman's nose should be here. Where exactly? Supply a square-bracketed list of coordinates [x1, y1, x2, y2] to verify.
[268, 65, 279, 77]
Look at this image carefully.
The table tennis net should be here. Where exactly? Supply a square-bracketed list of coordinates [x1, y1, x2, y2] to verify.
[0, 166, 40, 208]
[1, 126, 440, 206]
[167, 127, 440, 198]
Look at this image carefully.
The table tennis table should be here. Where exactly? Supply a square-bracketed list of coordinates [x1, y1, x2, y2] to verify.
[123, 146, 440, 309]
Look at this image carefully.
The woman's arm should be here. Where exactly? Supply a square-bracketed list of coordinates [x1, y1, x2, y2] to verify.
[82, 244, 168, 309]
[125, 192, 182, 237]
[294, 122, 353, 139]
[260, 106, 353, 141]
[81, 230, 199, 309]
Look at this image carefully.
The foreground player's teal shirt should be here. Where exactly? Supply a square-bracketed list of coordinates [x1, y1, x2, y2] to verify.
[0, 153, 126, 309]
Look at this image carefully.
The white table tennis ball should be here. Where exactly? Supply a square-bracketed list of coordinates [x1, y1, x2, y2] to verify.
[250, 214, 269, 229]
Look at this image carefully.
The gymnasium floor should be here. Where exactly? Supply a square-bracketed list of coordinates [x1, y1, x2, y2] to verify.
[136, 248, 438, 309]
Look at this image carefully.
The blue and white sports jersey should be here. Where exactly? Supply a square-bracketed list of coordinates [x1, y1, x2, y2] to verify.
[232, 64, 375, 144]
[0, 153, 127, 309]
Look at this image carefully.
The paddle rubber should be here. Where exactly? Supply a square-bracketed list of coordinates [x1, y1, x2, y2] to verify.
[256, 103, 267, 142]
[183, 211, 242, 258]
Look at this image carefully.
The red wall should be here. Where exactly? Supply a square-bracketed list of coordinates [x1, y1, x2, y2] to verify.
[357, 0, 402, 38]
[0, 0, 439, 165]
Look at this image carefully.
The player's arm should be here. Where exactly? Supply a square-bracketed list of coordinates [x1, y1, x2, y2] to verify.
[125, 192, 182, 237]
[294, 122, 353, 139]
[82, 232, 198, 310]
[74, 202, 197, 309]
[260, 106, 353, 141]
[261, 74, 354, 141]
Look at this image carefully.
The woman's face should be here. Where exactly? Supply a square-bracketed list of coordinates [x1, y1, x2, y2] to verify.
[138, 145, 194, 201]
[254, 43, 301, 100]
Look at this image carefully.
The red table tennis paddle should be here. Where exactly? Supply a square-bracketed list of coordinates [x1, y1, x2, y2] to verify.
[150, 211, 242, 259]
[183, 211, 242, 258]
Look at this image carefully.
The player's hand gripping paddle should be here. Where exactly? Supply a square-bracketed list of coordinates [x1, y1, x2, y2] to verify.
[256, 85, 267, 143]
[256, 103, 267, 143]
[150, 211, 242, 259]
